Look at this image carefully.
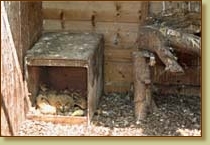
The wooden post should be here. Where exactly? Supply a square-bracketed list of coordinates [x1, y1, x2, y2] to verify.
[132, 51, 157, 121]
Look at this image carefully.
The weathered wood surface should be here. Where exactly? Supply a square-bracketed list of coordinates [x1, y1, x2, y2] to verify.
[20, 1, 43, 65]
[1, 2, 25, 136]
[25, 32, 103, 63]
[25, 32, 104, 125]
[1, 1, 42, 136]
[152, 84, 201, 97]
[43, 1, 201, 93]
[42, 1, 142, 94]
[137, 10, 201, 73]
[138, 27, 184, 73]
[43, 1, 142, 23]
[43, 20, 139, 48]
[151, 65, 201, 86]
[146, 11, 201, 55]
[104, 47, 135, 62]
[132, 51, 157, 121]
[4, 1, 21, 70]
[27, 114, 87, 125]
[4, 1, 42, 72]
[42, 1, 143, 48]
[104, 61, 133, 83]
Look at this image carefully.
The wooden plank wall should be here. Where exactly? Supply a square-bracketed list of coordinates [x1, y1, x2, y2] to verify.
[42, 1, 143, 92]
[1, 2, 42, 136]
[42, 1, 201, 94]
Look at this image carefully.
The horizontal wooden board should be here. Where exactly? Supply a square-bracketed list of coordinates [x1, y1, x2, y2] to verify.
[103, 47, 200, 93]
[42, 1, 144, 29]
[104, 82, 131, 93]
[151, 65, 201, 86]
[104, 47, 200, 65]
[177, 52, 201, 66]
[103, 49, 134, 93]
[42, 1, 142, 19]
[43, 1, 116, 10]
[104, 47, 135, 62]
[103, 59, 200, 93]
[104, 61, 133, 83]
[43, 1, 142, 23]
[104, 65, 201, 93]
[43, 8, 141, 23]
[43, 20, 139, 47]
[43, 20, 139, 32]
[153, 85, 201, 97]
[103, 53, 131, 93]
[43, 19, 61, 31]
[27, 114, 87, 125]
[104, 82, 201, 96]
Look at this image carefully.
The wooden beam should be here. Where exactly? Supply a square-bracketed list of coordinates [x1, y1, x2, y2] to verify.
[27, 114, 87, 125]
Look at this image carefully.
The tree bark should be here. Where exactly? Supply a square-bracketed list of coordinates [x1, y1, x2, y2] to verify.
[137, 11, 201, 73]
[132, 51, 157, 121]
[138, 26, 184, 73]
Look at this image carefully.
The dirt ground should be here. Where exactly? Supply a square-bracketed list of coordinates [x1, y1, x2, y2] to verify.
[18, 92, 201, 136]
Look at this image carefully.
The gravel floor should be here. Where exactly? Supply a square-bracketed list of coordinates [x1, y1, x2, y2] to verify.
[18, 92, 201, 136]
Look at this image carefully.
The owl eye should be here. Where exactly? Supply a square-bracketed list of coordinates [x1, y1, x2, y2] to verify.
[40, 96, 49, 103]
[41, 97, 45, 101]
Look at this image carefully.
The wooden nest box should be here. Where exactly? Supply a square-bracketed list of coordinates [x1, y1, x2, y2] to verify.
[24, 32, 104, 125]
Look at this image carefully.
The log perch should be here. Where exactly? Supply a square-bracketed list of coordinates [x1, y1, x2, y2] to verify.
[137, 11, 201, 73]
[138, 26, 184, 73]
[132, 51, 157, 121]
